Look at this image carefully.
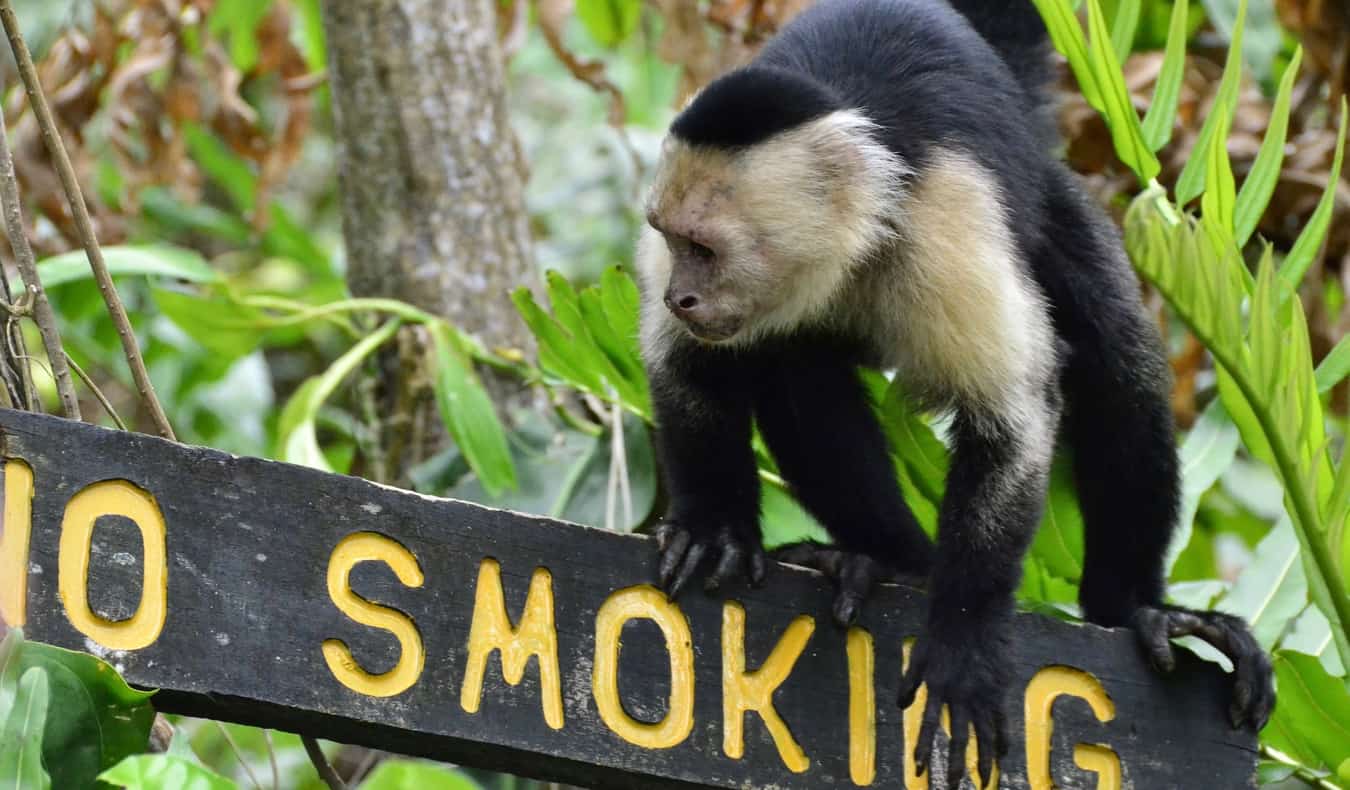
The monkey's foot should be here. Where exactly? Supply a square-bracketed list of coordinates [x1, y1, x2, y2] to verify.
[772, 541, 923, 627]
[655, 521, 766, 599]
[1131, 605, 1275, 730]
[897, 617, 1011, 790]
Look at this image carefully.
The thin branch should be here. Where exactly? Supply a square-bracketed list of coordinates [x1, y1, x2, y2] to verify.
[65, 352, 125, 430]
[0, 0, 173, 439]
[212, 720, 264, 790]
[0, 82, 78, 419]
[263, 729, 280, 790]
[302, 735, 346, 790]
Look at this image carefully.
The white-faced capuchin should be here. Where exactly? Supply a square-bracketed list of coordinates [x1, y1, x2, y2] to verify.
[633, 0, 1275, 786]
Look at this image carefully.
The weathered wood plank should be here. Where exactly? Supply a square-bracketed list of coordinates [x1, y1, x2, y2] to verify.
[0, 408, 1257, 788]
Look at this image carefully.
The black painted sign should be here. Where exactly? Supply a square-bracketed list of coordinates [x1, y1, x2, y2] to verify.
[0, 408, 1256, 788]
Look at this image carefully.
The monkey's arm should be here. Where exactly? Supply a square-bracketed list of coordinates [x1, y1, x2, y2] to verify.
[648, 346, 766, 597]
[896, 405, 1055, 790]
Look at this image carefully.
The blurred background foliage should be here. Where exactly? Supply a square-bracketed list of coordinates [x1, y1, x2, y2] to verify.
[2, 0, 1350, 787]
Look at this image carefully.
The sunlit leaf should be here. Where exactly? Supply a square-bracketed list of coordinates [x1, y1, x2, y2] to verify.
[876, 376, 949, 505]
[1175, 0, 1246, 205]
[1166, 398, 1240, 574]
[1269, 651, 1350, 774]
[1030, 455, 1085, 582]
[1085, 0, 1160, 181]
[761, 484, 830, 549]
[1281, 604, 1345, 677]
[1140, 0, 1189, 151]
[1235, 47, 1303, 246]
[1217, 517, 1306, 649]
[37, 245, 219, 289]
[429, 324, 518, 497]
[1279, 99, 1348, 297]
[206, 0, 273, 72]
[152, 288, 264, 360]
[1029, 0, 1105, 111]
[99, 755, 234, 790]
[576, 0, 641, 48]
[1110, 0, 1140, 62]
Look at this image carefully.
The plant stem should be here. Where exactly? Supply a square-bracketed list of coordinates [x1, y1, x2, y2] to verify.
[0, 0, 173, 439]
[65, 353, 125, 430]
[0, 80, 78, 419]
[302, 735, 346, 790]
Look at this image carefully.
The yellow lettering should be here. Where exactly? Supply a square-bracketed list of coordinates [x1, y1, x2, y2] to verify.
[322, 532, 425, 698]
[847, 627, 876, 786]
[1024, 665, 1117, 790]
[460, 559, 563, 729]
[902, 640, 998, 790]
[722, 602, 813, 773]
[592, 585, 694, 749]
[0, 460, 34, 627]
[57, 480, 167, 650]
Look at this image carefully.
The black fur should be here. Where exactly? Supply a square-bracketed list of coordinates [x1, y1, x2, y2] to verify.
[645, 0, 1275, 784]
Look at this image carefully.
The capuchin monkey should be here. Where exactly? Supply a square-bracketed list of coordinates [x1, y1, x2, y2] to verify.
[635, 0, 1275, 786]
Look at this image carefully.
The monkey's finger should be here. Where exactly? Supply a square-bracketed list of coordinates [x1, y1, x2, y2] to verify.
[1133, 608, 1176, 673]
[705, 543, 744, 592]
[946, 708, 970, 790]
[658, 529, 691, 587]
[654, 522, 674, 551]
[973, 712, 996, 789]
[896, 648, 928, 710]
[833, 590, 863, 628]
[993, 704, 1011, 761]
[665, 541, 708, 600]
[748, 546, 767, 587]
[913, 693, 943, 776]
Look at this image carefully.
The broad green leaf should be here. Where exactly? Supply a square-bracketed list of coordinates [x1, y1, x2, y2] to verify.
[98, 754, 234, 790]
[275, 322, 401, 472]
[1281, 604, 1345, 677]
[576, 0, 641, 48]
[0, 667, 50, 790]
[544, 271, 645, 412]
[1235, 47, 1303, 246]
[761, 484, 830, 549]
[577, 288, 650, 417]
[358, 759, 483, 790]
[1109, 0, 1140, 62]
[183, 123, 256, 214]
[151, 288, 264, 360]
[429, 324, 517, 497]
[37, 245, 218, 289]
[512, 286, 602, 392]
[876, 376, 949, 505]
[1030, 0, 1105, 111]
[1279, 99, 1348, 297]
[1086, 0, 1160, 181]
[1175, 0, 1246, 205]
[1140, 0, 1189, 151]
[1165, 397, 1240, 574]
[18, 640, 156, 790]
[1031, 455, 1085, 582]
[1270, 651, 1350, 773]
[1217, 517, 1306, 649]
[599, 266, 641, 361]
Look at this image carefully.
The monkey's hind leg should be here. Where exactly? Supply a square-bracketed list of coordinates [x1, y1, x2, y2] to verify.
[753, 352, 934, 627]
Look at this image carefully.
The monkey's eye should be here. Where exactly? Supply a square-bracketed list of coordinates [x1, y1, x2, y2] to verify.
[689, 241, 716, 262]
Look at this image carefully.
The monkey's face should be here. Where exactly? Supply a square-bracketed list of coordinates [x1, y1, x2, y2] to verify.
[638, 114, 908, 345]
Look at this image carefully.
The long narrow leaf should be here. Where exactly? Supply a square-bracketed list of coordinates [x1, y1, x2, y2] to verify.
[1235, 47, 1303, 246]
[1278, 99, 1348, 296]
[1029, 0, 1105, 111]
[430, 324, 518, 496]
[1110, 0, 1141, 62]
[1141, 0, 1190, 151]
[1175, 0, 1247, 205]
[1315, 333, 1350, 394]
[1086, 0, 1161, 181]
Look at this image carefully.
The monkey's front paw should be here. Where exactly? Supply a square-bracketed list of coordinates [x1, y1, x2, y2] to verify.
[1131, 605, 1275, 730]
[897, 624, 1010, 790]
[773, 541, 923, 627]
[655, 521, 766, 599]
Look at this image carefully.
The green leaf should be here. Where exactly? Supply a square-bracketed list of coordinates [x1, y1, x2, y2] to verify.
[876, 376, 949, 505]
[19, 641, 156, 790]
[1199, 0, 1285, 84]
[183, 123, 256, 214]
[1270, 651, 1350, 774]
[599, 266, 641, 361]
[151, 288, 264, 360]
[1166, 398, 1241, 574]
[1140, 0, 1189, 151]
[98, 755, 235, 790]
[0, 629, 20, 719]
[37, 245, 219, 289]
[1110, 0, 1140, 62]
[429, 324, 517, 497]
[1031, 455, 1085, 582]
[1235, 47, 1303, 246]
[1217, 517, 1306, 649]
[1315, 332, 1350, 394]
[512, 286, 601, 392]
[760, 484, 830, 549]
[1200, 77, 1237, 244]
[1281, 604, 1346, 677]
[575, 0, 641, 48]
[138, 188, 252, 245]
[1030, 0, 1105, 111]
[1279, 99, 1348, 297]
[0, 667, 50, 790]
[1175, 0, 1246, 205]
[206, 0, 273, 72]
[358, 759, 483, 790]
[1086, 0, 1160, 181]
[544, 271, 645, 412]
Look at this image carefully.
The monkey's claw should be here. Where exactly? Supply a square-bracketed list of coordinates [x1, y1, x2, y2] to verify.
[897, 623, 1011, 790]
[655, 521, 766, 599]
[1131, 605, 1275, 731]
[773, 541, 920, 627]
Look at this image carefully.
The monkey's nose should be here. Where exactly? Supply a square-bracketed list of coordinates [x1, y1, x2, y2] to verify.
[664, 291, 701, 317]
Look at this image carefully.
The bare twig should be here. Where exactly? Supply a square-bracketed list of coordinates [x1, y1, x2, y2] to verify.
[0, 85, 78, 419]
[212, 721, 263, 790]
[302, 735, 346, 790]
[263, 729, 280, 790]
[65, 352, 125, 430]
[0, 0, 174, 439]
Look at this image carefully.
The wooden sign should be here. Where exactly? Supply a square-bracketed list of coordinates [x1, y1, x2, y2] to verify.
[0, 408, 1256, 788]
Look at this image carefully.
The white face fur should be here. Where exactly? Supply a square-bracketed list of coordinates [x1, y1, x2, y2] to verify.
[637, 110, 909, 350]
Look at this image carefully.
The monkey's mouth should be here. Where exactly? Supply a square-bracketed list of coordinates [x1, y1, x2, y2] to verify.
[682, 319, 742, 343]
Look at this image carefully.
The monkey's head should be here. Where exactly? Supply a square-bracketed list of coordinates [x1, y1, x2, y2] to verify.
[637, 67, 907, 346]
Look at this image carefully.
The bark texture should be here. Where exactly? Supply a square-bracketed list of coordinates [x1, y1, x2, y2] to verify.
[320, 0, 535, 352]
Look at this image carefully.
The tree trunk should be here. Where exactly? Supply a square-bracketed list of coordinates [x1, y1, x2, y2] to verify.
[320, 0, 538, 476]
